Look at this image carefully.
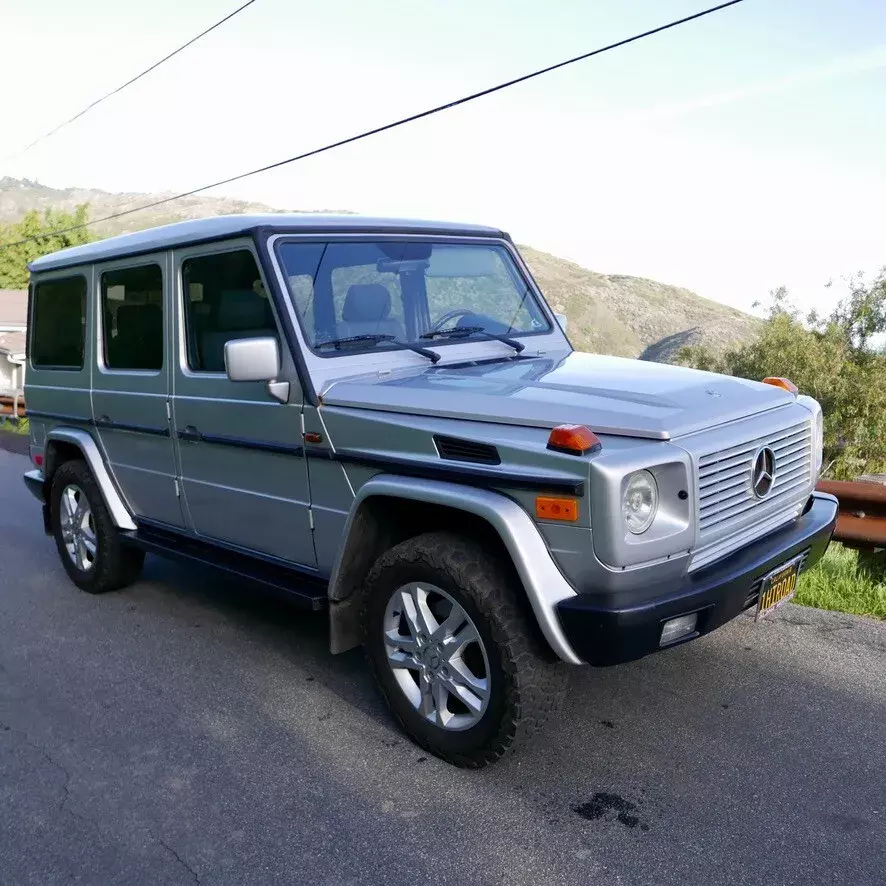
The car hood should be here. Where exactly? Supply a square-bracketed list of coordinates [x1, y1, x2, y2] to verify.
[320, 350, 796, 440]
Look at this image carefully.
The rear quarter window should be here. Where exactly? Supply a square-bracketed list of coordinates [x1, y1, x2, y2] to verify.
[30, 276, 87, 369]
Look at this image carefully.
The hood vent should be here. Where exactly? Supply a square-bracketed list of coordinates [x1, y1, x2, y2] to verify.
[434, 435, 501, 465]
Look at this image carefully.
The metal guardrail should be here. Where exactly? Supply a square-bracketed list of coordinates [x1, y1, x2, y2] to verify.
[816, 478, 886, 550]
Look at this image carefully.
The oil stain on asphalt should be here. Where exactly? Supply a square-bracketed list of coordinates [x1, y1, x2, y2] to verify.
[573, 793, 650, 831]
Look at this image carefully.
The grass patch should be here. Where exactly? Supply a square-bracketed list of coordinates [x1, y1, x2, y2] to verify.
[0, 418, 29, 435]
[795, 543, 886, 619]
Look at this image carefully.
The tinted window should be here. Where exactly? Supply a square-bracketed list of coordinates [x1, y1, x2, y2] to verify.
[101, 264, 163, 371]
[182, 250, 278, 373]
[31, 276, 86, 369]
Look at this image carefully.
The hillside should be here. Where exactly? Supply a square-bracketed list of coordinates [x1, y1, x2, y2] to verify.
[519, 246, 762, 361]
[0, 177, 760, 361]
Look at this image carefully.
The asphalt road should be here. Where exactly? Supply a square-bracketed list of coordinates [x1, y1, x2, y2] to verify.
[1, 448, 884, 886]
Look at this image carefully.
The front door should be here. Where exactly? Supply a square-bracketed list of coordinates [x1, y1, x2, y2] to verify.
[170, 240, 315, 568]
[91, 253, 184, 527]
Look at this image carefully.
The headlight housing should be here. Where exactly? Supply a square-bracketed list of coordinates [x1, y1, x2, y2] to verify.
[622, 470, 659, 534]
[798, 395, 824, 478]
[813, 407, 824, 476]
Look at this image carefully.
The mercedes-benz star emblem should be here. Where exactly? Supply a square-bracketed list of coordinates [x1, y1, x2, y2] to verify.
[751, 446, 776, 499]
[705, 388, 721, 397]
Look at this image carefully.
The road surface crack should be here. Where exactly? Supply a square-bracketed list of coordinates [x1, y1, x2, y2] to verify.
[154, 834, 201, 885]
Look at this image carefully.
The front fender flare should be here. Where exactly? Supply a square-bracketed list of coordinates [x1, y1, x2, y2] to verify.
[329, 475, 582, 664]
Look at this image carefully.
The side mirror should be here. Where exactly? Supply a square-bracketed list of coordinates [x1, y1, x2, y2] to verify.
[554, 312, 568, 332]
[224, 337, 289, 404]
[224, 336, 280, 382]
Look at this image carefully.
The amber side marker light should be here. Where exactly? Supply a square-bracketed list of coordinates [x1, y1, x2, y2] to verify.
[547, 424, 602, 456]
[762, 377, 798, 395]
[536, 497, 579, 522]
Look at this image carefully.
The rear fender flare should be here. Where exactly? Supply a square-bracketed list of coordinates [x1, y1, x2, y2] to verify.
[44, 428, 137, 531]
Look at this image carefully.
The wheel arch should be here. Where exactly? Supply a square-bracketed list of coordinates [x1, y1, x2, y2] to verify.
[43, 428, 137, 531]
[327, 475, 581, 664]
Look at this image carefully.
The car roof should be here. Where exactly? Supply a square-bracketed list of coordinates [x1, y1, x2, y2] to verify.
[28, 214, 507, 273]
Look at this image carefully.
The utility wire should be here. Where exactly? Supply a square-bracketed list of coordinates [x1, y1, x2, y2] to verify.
[1, 0, 260, 164]
[2, 0, 745, 249]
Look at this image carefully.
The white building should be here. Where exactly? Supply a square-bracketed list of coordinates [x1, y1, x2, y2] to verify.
[0, 290, 27, 396]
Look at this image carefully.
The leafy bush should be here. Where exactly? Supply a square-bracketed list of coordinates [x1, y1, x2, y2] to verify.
[0, 205, 95, 288]
[678, 273, 886, 480]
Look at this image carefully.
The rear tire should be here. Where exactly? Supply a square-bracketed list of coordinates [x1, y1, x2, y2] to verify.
[362, 531, 567, 767]
[50, 460, 144, 594]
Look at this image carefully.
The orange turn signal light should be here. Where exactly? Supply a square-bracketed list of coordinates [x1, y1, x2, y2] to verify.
[762, 377, 798, 395]
[547, 424, 601, 456]
[536, 496, 579, 522]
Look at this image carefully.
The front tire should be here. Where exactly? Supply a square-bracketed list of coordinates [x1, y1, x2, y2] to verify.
[362, 532, 567, 767]
[50, 460, 145, 594]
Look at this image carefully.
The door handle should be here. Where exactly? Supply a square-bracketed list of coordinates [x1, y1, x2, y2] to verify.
[178, 426, 202, 443]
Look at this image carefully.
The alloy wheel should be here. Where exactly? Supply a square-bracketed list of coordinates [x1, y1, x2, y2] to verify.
[383, 582, 491, 731]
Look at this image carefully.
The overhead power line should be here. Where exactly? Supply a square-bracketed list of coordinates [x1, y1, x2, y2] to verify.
[1, 0, 260, 164]
[2, 0, 746, 250]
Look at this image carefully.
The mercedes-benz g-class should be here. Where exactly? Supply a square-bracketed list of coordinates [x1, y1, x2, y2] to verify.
[22, 215, 837, 766]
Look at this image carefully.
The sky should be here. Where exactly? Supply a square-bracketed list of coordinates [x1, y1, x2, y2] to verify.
[1, 0, 885, 316]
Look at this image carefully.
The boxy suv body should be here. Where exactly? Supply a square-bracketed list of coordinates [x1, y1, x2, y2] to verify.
[22, 215, 837, 765]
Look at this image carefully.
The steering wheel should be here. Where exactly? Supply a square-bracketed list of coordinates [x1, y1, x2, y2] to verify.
[428, 309, 477, 333]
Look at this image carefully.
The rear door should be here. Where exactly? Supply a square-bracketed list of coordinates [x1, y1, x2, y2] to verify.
[170, 239, 315, 568]
[91, 253, 184, 527]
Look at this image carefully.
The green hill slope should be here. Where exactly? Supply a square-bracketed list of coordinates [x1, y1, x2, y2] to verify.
[1, 177, 760, 361]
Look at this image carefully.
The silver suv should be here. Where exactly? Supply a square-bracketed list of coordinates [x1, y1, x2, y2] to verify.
[22, 215, 837, 766]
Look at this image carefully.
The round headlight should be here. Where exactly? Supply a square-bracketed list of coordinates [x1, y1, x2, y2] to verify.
[623, 470, 659, 534]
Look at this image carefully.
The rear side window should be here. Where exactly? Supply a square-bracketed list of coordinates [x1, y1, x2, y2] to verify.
[101, 264, 164, 371]
[31, 276, 86, 369]
[181, 250, 278, 373]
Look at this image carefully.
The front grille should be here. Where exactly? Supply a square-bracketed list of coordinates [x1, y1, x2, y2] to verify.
[692, 419, 812, 569]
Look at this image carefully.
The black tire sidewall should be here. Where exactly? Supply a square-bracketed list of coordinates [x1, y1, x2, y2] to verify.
[50, 461, 115, 592]
[364, 550, 513, 759]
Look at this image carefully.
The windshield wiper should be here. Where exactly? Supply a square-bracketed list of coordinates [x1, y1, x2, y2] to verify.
[421, 325, 525, 354]
[318, 333, 440, 363]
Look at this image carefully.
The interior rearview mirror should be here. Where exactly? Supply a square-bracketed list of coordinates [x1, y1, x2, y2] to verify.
[224, 336, 281, 383]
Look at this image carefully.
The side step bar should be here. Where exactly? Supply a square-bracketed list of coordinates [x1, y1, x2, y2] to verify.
[121, 522, 328, 611]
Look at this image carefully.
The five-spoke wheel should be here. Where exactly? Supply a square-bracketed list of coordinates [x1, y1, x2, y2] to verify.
[384, 582, 490, 731]
[50, 459, 144, 594]
[363, 531, 566, 767]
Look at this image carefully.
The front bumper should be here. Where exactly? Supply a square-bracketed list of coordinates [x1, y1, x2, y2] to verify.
[556, 492, 838, 666]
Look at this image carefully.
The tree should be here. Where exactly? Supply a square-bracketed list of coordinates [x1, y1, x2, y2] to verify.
[0, 205, 96, 288]
[678, 270, 886, 480]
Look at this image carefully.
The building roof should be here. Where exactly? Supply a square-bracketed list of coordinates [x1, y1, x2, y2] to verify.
[29, 214, 506, 273]
[0, 289, 28, 326]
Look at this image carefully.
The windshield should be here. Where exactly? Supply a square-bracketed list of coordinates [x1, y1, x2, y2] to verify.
[276, 240, 552, 357]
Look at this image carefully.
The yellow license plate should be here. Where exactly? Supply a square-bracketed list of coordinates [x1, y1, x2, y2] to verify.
[755, 557, 802, 621]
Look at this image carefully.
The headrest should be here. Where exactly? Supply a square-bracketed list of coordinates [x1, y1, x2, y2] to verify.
[116, 303, 162, 338]
[342, 284, 391, 323]
[217, 290, 270, 330]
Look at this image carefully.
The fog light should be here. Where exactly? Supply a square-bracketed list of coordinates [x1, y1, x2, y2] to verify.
[660, 613, 698, 647]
